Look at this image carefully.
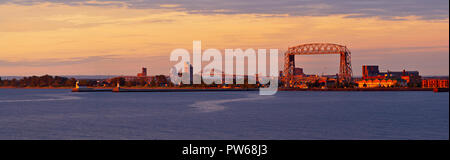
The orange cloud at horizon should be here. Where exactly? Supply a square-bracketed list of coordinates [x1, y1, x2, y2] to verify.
[0, 2, 448, 76]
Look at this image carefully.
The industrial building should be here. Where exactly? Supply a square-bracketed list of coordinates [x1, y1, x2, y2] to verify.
[357, 79, 404, 88]
[293, 68, 304, 76]
[422, 79, 449, 88]
[137, 67, 147, 77]
[362, 65, 420, 81]
[119, 67, 155, 82]
[358, 65, 421, 88]
[106, 67, 158, 85]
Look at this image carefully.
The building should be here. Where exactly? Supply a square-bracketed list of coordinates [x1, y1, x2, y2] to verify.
[362, 65, 380, 79]
[184, 62, 193, 75]
[360, 65, 421, 87]
[293, 68, 304, 76]
[183, 62, 194, 85]
[357, 79, 405, 88]
[362, 65, 420, 80]
[107, 67, 155, 84]
[137, 68, 147, 77]
[422, 79, 449, 88]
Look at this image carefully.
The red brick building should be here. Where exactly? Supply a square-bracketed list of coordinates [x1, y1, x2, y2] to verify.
[422, 79, 449, 88]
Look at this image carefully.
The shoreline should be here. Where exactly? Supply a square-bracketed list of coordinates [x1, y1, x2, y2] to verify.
[279, 88, 435, 92]
[0, 86, 73, 89]
[1, 87, 446, 92]
[74, 87, 441, 92]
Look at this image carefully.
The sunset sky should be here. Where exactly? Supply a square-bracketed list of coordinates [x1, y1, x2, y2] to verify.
[0, 0, 448, 76]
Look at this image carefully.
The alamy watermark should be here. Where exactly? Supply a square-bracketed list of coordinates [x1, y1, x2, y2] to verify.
[169, 41, 279, 95]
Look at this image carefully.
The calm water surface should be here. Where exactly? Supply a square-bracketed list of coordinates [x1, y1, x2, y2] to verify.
[0, 89, 448, 140]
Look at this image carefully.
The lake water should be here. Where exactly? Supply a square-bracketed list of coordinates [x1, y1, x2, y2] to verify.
[0, 89, 448, 140]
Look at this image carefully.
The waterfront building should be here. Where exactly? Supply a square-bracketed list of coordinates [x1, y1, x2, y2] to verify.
[183, 62, 194, 85]
[107, 67, 157, 85]
[362, 65, 380, 79]
[357, 79, 405, 88]
[422, 79, 449, 88]
[362, 65, 420, 80]
[293, 68, 304, 76]
[361, 65, 421, 87]
[137, 68, 147, 77]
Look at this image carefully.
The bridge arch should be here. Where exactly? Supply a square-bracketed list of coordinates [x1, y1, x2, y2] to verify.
[283, 43, 352, 86]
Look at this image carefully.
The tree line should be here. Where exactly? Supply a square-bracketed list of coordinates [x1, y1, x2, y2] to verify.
[108, 75, 174, 87]
[0, 75, 77, 87]
[0, 75, 266, 88]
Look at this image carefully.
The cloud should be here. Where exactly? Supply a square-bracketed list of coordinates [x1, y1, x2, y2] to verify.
[159, 4, 180, 8]
[0, 55, 118, 67]
[353, 45, 450, 55]
[1, 0, 448, 20]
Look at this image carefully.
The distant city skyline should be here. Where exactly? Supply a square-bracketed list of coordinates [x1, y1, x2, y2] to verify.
[0, 0, 448, 76]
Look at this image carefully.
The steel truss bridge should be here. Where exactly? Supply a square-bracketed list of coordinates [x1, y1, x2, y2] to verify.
[283, 43, 353, 86]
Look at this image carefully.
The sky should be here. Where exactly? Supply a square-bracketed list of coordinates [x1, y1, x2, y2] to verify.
[0, 0, 448, 76]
